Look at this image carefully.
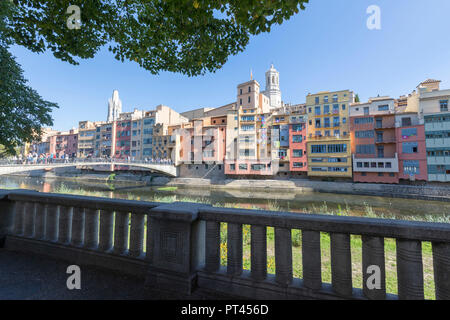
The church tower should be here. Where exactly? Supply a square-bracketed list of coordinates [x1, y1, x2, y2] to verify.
[107, 90, 122, 122]
[263, 64, 282, 109]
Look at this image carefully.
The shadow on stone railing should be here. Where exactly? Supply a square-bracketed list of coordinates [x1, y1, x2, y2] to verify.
[0, 189, 449, 300]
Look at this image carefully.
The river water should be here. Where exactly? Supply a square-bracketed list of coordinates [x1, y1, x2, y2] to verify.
[0, 175, 448, 221]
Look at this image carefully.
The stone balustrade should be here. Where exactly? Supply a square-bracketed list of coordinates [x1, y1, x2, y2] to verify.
[0, 189, 449, 300]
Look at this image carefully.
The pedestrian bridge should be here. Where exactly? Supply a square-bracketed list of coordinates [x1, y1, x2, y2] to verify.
[0, 159, 178, 177]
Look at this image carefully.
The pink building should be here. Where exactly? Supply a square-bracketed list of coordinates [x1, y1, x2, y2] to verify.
[395, 112, 428, 181]
[114, 120, 131, 159]
[350, 97, 400, 184]
[177, 117, 227, 165]
[48, 129, 78, 158]
[289, 114, 308, 173]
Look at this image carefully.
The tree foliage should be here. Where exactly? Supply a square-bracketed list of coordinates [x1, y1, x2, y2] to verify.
[3, 0, 310, 76]
[0, 1, 57, 156]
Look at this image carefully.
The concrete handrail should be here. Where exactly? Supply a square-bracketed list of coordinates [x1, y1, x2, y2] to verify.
[0, 189, 449, 300]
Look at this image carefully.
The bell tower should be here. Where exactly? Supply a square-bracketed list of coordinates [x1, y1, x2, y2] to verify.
[264, 64, 282, 109]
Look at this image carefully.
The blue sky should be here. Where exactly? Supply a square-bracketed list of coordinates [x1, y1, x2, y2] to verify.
[9, 0, 450, 131]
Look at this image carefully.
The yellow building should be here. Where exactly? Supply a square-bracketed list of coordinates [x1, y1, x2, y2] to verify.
[306, 90, 354, 178]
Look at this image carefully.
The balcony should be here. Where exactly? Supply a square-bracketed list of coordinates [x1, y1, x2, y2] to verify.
[375, 138, 396, 144]
[1, 189, 449, 300]
[353, 153, 399, 172]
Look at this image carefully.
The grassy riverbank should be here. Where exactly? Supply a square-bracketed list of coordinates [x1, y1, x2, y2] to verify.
[53, 184, 441, 299]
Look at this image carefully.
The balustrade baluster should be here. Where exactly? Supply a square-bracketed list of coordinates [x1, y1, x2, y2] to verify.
[275, 227, 293, 286]
[396, 239, 424, 299]
[84, 208, 99, 249]
[251, 225, 267, 281]
[227, 223, 243, 276]
[330, 233, 353, 297]
[302, 230, 322, 290]
[114, 211, 129, 255]
[205, 221, 221, 272]
[23, 202, 36, 238]
[34, 203, 46, 240]
[45, 204, 59, 241]
[13, 201, 25, 235]
[58, 206, 72, 244]
[362, 236, 386, 299]
[71, 207, 85, 247]
[98, 210, 114, 252]
[129, 213, 145, 258]
[432, 242, 450, 300]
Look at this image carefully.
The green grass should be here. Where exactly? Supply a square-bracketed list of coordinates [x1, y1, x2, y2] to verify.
[156, 186, 178, 191]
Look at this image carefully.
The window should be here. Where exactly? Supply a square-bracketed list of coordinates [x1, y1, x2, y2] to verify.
[311, 145, 327, 153]
[239, 149, 255, 157]
[357, 162, 363, 168]
[378, 105, 389, 111]
[403, 160, 420, 175]
[251, 164, 266, 171]
[401, 117, 412, 127]
[333, 117, 340, 127]
[327, 144, 347, 153]
[328, 157, 347, 163]
[315, 119, 321, 128]
[333, 94, 338, 102]
[324, 96, 329, 103]
[332, 104, 339, 114]
[342, 104, 346, 110]
[401, 128, 417, 138]
[229, 164, 236, 171]
[402, 142, 418, 154]
[324, 118, 330, 128]
[355, 130, 374, 138]
[248, 96, 251, 103]
[315, 97, 319, 104]
[144, 119, 154, 126]
[241, 125, 255, 131]
[293, 162, 303, 168]
[239, 164, 248, 170]
[248, 86, 251, 93]
[292, 135, 303, 143]
[324, 105, 330, 114]
[315, 106, 321, 115]
[241, 116, 255, 121]
[354, 117, 374, 125]
[328, 167, 348, 172]
[440, 100, 448, 112]
[292, 124, 303, 132]
[356, 144, 376, 154]
[293, 149, 303, 157]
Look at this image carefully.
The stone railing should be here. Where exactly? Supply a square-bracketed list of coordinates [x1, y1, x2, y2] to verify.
[0, 189, 449, 300]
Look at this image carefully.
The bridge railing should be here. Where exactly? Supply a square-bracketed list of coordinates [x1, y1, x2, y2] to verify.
[0, 189, 449, 299]
[0, 158, 174, 166]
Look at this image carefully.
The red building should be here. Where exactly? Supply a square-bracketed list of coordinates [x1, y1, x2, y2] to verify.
[395, 112, 428, 182]
[115, 120, 131, 159]
[289, 114, 308, 173]
[350, 97, 400, 184]
[48, 129, 78, 158]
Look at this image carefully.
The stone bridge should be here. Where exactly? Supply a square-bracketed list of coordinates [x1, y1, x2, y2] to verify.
[0, 159, 178, 177]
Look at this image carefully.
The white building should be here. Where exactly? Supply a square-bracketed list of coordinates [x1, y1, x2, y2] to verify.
[262, 64, 282, 110]
[107, 90, 122, 122]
